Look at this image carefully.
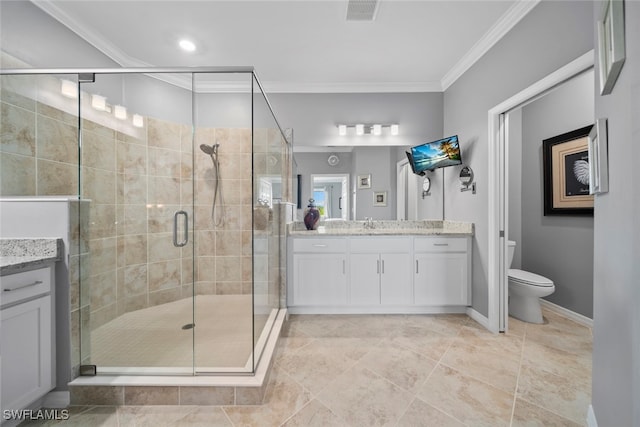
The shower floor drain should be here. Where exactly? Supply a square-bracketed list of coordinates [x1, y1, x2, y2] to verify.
[181, 323, 195, 330]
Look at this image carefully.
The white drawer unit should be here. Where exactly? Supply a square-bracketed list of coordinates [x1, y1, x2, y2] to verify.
[288, 235, 472, 313]
[1, 265, 56, 418]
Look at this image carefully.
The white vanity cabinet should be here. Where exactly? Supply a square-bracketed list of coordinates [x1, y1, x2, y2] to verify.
[289, 238, 348, 306]
[414, 237, 471, 306]
[1, 265, 56, 416]
[288, 234, 471, 313]
[349, 238, 412, 305]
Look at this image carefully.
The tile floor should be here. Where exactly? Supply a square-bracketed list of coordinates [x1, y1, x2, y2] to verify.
[23, 308, 592, 426]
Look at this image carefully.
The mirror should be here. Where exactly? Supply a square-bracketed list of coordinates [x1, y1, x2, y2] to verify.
[310, 174, 349, 220]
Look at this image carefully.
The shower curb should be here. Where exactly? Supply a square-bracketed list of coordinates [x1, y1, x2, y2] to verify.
[67, 309, 287, 406]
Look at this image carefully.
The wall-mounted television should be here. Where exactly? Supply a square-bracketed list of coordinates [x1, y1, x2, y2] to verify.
[406, 135, 462, 175]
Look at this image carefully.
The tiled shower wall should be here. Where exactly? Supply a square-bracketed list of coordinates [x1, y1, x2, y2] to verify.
[1, 72, 288, 372]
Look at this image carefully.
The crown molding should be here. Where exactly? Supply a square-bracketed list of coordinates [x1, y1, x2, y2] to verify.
[262, 81, 443, 93]
[440, 0, 540, 91]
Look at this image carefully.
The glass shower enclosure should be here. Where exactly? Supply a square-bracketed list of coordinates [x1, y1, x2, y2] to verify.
[0, 67, 290, 376]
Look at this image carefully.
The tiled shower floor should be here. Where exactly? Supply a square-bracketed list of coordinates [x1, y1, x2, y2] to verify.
[30, 308, 591, 426]
[92, 295, 254, 369]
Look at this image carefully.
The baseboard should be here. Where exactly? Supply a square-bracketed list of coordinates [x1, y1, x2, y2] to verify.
[587, 404, 598, 427]
[540, 299, 593, 328]
[466, 307, 491, 330]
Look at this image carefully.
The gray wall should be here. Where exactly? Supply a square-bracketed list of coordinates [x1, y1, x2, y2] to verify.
[352, 146, 396, 220]
[269, 93, 443, 149]
[591, 1, 639, 426]
[519, 70, 594, 318]
[443, 1, 594, 316]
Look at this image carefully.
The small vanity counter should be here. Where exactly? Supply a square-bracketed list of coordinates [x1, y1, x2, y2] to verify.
[1, 238, 63, 276]
[287, 220, 474, 236]
[1, 238, 62, 418]
[287, 220, 473, 314]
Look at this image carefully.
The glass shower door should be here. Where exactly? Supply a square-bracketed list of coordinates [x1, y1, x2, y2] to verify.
[79, 72, 195, 374]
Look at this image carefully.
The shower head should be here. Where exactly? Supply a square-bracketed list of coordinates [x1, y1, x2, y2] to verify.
[199, 144, 219, 155]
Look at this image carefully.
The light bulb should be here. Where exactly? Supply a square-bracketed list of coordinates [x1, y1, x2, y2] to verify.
[132, 114, 144, 128]
[114, 105, 127, 120]
[373, 124, 382, 136]
[91, 94, 107, 111]
[356, 124, 364, 136]
[338, 125, 347, 136]
[60, 79, 78, 98]
[390, 124, 399, 136]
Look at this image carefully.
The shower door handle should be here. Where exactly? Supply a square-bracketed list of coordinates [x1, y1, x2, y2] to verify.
[173, 210, 189, 247]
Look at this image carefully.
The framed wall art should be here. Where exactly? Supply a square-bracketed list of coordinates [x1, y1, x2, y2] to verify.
[373, 191, 387, 207]
[598, 0, 626, 95]
[542, 125, 594, 216]
[357, 174, 371, 189]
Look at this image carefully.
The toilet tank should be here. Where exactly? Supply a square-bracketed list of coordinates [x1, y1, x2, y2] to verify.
[508, 240, 516, 268]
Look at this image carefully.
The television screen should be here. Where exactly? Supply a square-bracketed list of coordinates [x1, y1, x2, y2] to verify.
[409, 135, 462, 174]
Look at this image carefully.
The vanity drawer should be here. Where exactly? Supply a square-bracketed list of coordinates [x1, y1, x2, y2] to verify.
[350, 237, 411, 253]
[414, 237, 468, 253]
[1, 266, 53, 307]
[292, 238, 347, 253]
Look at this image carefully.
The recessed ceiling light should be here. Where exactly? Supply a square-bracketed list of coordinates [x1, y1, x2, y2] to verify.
[179, 39, 196, 52]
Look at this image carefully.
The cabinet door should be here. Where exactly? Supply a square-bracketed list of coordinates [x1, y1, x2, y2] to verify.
[1, 296, 53, 413]
[292, 254, 347, 306]
[415, 253, 468, 305]
[349, 253, 381, 305]
[380, 253, 413, 305]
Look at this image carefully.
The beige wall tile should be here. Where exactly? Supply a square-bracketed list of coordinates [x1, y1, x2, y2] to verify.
[148, 259, 181, 292]
[82, 129, 116, 171]
[37, 114, 78, 164]
[117, 140, 147, 175]
[0, 152, 36, 195]
[216, 256, 242, 282]
[82, 167, 115, 204]
[148, 287, 181, 307]
[147, 232, 176, 263]
[37, 158, 78, 195]
[1, 101, 36, 156]
[148, 118, 181, 151]
[123, 234, 148, 266]
[122, 264, 148, 296]
[148, 176, 180, 205]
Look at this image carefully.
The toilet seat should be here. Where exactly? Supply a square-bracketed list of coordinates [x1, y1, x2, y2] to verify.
[508, 269, 553, 287]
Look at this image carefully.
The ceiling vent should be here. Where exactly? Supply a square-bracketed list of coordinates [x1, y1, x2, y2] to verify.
[346, 0, 379, 21]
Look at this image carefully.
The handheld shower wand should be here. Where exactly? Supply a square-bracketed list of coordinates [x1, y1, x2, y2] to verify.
[199, 144, 224, 226]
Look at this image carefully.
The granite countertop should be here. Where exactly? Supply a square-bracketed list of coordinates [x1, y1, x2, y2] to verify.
[287, 220, 474, 236]
[0, 238, 63, 276]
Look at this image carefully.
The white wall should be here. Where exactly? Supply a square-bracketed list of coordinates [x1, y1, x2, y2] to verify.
[443, 1, 594, 316]
[507, 109, 523, 269]
[591, 1, 639, 425]
[520, 70, 594, 318]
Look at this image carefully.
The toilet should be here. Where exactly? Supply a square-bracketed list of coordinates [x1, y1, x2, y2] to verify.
[507, 240, 555, 324]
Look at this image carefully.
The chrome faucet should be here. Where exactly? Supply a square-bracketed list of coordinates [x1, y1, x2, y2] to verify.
[364, 217, 374, 229]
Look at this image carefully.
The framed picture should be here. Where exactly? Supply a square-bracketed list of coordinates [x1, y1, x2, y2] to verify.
[373, 191, 387, 207]
[543, 125, 594, 216]
[588, 118, 609, 195]
[598, 0, 625, 95]
[357, 174, 371, 189]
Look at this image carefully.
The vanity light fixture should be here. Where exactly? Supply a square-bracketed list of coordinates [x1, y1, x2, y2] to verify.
[132, 114, 144, 128]
[91, 94, 107, 111]
[114, 105, 127, 120]
[60, 79, 78, 98]
[336, 123, 400, 136]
